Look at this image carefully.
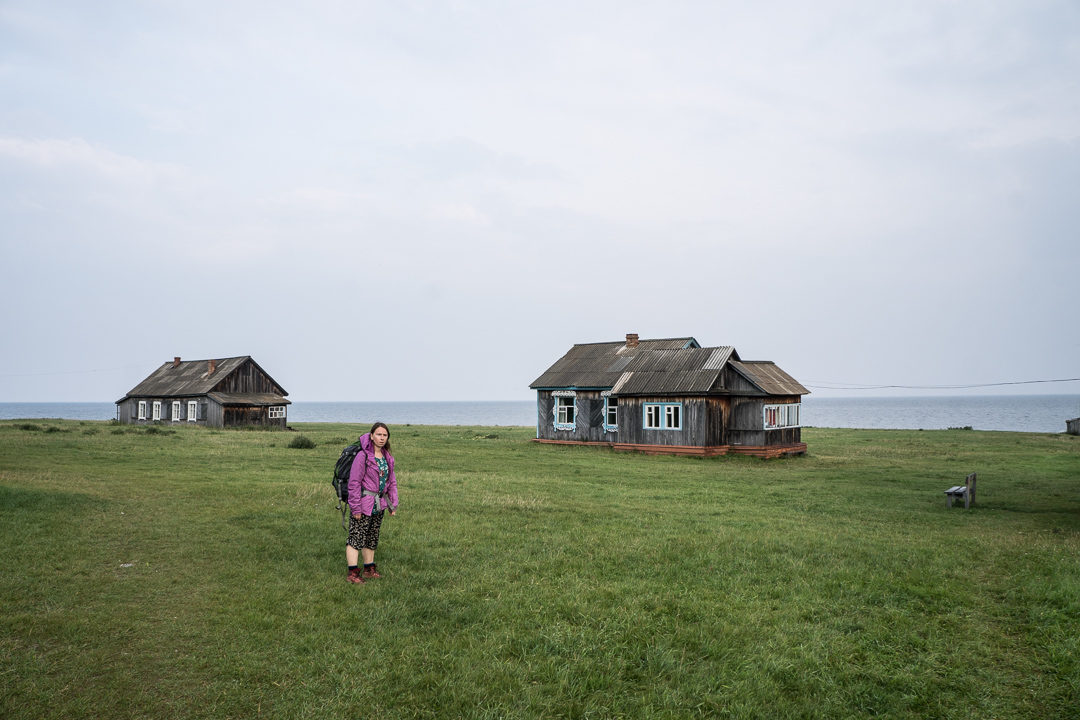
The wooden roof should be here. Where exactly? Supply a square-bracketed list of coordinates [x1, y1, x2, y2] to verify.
[117, 356, 288, 401]
[530, 338, 808, 397]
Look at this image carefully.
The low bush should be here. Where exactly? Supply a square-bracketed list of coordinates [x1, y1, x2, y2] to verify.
[287, 434, 316, 449]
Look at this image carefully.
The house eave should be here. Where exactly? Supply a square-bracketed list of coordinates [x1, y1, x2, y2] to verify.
[116, 392, 212, 404]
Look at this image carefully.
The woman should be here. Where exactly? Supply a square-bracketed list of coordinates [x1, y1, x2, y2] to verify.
[345, 422, 398, 584]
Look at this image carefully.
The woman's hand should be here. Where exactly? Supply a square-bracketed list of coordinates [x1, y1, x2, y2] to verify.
[390, 509, 397, 516]
[352, 513, 362, 520]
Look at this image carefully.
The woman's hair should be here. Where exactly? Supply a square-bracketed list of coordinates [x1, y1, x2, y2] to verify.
[368, 421, 392, 456]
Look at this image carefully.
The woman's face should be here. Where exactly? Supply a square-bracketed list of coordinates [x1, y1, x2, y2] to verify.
[372, 427, 389, 448]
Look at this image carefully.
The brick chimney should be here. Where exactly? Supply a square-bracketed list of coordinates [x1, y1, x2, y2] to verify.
[173, 357, 181, 368]
[626, 333, 639, 348]
[208, 359, 216, 375]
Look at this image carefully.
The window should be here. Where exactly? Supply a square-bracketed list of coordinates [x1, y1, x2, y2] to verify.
[552, 392, 577, 431]
[643, 402, 682, 430]
[665, 404, 681, 430]
[152, 401, 161, 421]
[556, 397, 575, 425]
[187, 401, 197, 422]
[172, 401, 181, 421]
[603, 396, 618, 432]
[268, 406, 286, 419]
[138, 401, 146, 420]
[764, 403, 801, 429]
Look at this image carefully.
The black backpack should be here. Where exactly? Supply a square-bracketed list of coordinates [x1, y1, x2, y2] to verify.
[332, 441, 366, 529]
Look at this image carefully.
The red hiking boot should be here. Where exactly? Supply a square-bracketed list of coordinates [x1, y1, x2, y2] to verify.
[362, 564, 382, 579]
[346, 567, 366, 584]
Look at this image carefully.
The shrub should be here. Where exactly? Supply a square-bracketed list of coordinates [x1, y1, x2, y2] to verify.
[111, 428, 126, 435]
[948, 426, 974, 431]
[18, 423, 42, 432]
[44, 426, 70, 434]
[82, 428, 99, 435]
[287, 435, 316, 449]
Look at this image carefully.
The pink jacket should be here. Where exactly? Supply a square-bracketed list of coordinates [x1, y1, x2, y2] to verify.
[347, 432, 398, 516]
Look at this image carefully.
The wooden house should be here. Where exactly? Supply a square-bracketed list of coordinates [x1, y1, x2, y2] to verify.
[529, 335, 808, 458]
[116, 357, 290, 428]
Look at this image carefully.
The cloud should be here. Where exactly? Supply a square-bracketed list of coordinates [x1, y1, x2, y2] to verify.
[1, 1, 1079, 401]
[0, 136, 183, 180]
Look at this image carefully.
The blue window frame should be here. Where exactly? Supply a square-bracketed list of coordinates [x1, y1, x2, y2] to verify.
[643, 402, 682, 430]
[603, 396, 618, 433]
[553, 395, 576, 431]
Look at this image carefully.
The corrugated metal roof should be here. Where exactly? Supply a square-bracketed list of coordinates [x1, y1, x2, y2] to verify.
[610, 369, 723, 395]
[207, 392, 291, 406]
[530, 337, 808, 397]
[728, 361, 809, 396]
[118, 357, 288, 399]
[703, 346, 734, 371]
[530, 338, 700, 389]
[532, 340, 737, 394]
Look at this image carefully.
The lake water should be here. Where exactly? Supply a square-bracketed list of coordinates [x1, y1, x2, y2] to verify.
[2, 395, 1078, 433]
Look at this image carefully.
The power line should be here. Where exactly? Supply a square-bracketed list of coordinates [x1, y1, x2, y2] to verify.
[805, 377, 1080, 391]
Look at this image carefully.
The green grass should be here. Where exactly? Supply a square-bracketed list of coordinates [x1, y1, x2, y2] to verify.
[1, 420, 1078, 719]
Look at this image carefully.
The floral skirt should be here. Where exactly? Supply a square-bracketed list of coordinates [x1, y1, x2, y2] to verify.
[347, 511, 383, 551]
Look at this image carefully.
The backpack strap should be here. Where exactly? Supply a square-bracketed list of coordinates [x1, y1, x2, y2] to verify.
[339, 447, 367, 532]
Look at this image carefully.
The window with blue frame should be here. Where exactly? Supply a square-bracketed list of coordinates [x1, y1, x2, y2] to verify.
[643, 402, 682, 430]
[553, 394, 576, 430]
[603, 396, 618, 432]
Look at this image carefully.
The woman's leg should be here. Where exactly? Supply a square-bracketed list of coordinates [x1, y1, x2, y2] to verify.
[361, 512, 383, 577]
[345, 517, 365, 583]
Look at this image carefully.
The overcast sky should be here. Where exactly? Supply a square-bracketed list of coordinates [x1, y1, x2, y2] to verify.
[1, 0, 1078, 402]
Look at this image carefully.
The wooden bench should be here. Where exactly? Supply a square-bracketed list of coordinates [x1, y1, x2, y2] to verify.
[945, 472, 977, 509]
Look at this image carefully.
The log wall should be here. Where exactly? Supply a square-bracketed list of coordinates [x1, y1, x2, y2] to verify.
[536, 390, 619, 442]
[534, 390, 804, 453]
[617, 396, 709, 446]
[120, 397, 207, 425]
[211, 360, 284, 394]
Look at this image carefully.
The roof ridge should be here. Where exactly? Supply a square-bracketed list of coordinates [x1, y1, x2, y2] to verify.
[169, 355, 252, 364]
[571, 336, 697, 346]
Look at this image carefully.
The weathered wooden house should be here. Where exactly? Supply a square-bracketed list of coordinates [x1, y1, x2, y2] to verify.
[116, 356, 290, 428]
[530, 334, 809, 457]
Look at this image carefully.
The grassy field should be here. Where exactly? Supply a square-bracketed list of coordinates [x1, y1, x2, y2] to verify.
[1, 420, 1077, 719]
